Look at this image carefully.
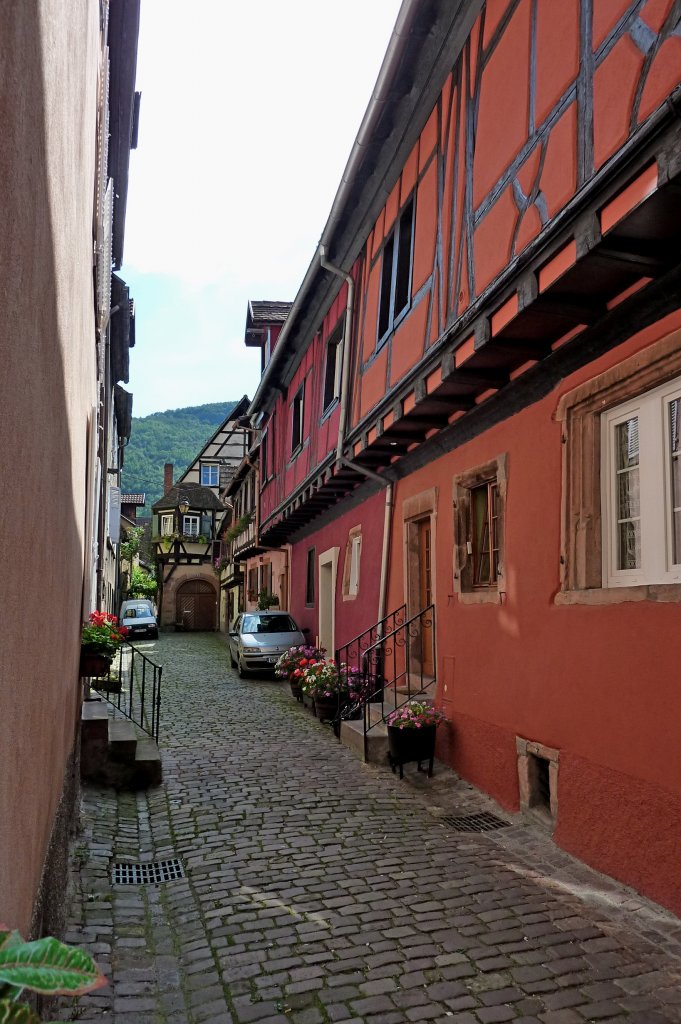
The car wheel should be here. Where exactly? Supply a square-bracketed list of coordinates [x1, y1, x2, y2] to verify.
[151, 629, 159, 640]
[238, 654, 247, 678]
[229, 647, 236, 668]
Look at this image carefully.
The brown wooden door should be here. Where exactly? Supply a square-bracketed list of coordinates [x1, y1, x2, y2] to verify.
[176, 580, 217, 631]
[417, 519, 434, 677]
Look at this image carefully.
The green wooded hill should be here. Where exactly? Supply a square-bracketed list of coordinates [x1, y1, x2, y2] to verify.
[121, 401, 238, 512]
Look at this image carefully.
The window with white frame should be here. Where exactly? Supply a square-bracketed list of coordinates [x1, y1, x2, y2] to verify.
[602, 375, 681, 586]
[342, 527, 362, 598]
[160, 514, 174, 536]
[183, 515, 200, 537]
[201, 463, 219, 487]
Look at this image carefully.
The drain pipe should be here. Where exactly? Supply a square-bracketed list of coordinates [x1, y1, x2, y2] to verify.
[319, 245, 354, 467]
[319, 253, 394, 625]
[337, 456, 394, 625]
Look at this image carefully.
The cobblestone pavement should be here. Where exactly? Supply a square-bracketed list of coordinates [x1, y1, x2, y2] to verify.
[58, 633, 681, 1023]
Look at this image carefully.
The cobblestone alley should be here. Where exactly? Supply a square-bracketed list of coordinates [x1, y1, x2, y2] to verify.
[58, 634, 681, 1023]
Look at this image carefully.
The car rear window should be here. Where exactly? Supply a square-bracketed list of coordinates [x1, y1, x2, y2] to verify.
[242, 615, 298, 634]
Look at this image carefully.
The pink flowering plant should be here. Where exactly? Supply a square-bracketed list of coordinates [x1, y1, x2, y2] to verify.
[300, 659, 345, 699]
[386, 700, 447, 730]
[275, 644, 325, 682]
[340, 663, 375, 704]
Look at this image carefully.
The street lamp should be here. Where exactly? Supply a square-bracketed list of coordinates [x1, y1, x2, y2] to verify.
[178, 498, 189, 515]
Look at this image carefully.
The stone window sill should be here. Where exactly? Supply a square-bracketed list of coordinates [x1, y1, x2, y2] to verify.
[555, 584, 681, 606]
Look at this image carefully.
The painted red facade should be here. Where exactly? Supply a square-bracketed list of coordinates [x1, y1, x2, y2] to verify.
[247, 1, 681, 917]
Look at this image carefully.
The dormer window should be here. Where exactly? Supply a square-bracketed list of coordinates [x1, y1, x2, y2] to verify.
[201, 463, 219, 487]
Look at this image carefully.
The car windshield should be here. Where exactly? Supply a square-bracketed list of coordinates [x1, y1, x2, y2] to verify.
[242, 615, 298, 634]
[123, 607, 152, 619]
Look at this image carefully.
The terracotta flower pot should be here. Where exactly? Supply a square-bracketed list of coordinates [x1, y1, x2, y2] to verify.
[387, 724, 437, 779]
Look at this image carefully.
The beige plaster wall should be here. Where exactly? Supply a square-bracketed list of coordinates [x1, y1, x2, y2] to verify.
[0, 0, 99, 933]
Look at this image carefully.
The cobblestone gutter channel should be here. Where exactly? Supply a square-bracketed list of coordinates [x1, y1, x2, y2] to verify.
[57, 634, 681, 1023]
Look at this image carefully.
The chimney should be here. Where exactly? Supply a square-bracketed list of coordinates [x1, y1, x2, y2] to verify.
[164, 462, 173, 495]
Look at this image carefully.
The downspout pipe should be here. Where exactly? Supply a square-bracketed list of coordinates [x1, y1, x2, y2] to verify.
[319, 245, 354, 468]
[337, 457, 394, 626]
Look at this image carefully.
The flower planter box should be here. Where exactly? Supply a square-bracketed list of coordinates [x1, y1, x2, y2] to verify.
[79, 652, 113, 678]
[387, 724, 436, 780]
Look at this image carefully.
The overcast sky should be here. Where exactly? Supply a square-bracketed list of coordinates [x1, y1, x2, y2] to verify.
[124, 0, 404, 417]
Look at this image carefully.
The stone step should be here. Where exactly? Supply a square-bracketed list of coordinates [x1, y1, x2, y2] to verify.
[133, 738, 163, 788]
[340, 718, 388, 764]
[108, 719, 138, 763]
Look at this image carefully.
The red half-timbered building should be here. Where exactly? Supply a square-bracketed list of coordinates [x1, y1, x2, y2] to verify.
[248, 0, 681, 916]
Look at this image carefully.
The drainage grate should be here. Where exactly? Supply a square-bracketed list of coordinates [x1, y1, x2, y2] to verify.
[440, 811, 510, 832]
[112, 858, 185, 885]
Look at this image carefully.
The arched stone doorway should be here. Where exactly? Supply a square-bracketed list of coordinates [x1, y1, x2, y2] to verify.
[176, 579, 217, 631]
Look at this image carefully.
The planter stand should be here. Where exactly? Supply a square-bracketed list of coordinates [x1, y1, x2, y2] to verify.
[289, 680, 303, 702]
[387, 724, 436, 780]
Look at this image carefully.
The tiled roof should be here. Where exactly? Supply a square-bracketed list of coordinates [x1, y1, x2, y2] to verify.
[152, 482, 225, 513]
[121, 493, 146, 505]
[248, 300, 292, 323]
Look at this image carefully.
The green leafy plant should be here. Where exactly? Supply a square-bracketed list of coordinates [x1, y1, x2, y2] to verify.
[224, 512, 253, 544]
[256, 590, 279, 610]
[81, 612, 128, 659]
[119, 526, 145, 564]
[0, 925, 105, 1023]
[129, 566, 157, 597]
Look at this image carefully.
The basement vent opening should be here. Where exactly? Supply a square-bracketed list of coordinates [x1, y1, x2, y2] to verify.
[440, 811, 510, 832]
[529, 753, 552, 814]
[112, 858, 185, 885]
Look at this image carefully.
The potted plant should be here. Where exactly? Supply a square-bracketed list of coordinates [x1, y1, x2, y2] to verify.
[275, 645, 325, 701]
[300, 659, 349, 723]
[386, 701, 447, 779]
[80, 611, 128, 677]
[0, 923, 105, 1022]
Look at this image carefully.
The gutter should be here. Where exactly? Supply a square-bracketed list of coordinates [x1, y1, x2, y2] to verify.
[247, 0, 421, 420]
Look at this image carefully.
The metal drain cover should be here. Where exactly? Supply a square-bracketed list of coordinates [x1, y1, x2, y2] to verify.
[440, 811, 510, 832]
[112, 858, 185, 885]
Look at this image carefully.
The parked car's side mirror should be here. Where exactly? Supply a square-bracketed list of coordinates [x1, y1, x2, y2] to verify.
[302, 627, 310, 634]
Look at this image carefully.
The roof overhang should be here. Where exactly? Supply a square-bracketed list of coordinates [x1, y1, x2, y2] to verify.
[248, 0, 481, 420]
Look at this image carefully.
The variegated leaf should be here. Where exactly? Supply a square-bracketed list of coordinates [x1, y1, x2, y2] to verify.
[0, 937, 105, 995]
[0, 999, 41, 1024]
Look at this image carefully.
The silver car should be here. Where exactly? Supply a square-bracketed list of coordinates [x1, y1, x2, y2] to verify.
[228, 611, 305, 677]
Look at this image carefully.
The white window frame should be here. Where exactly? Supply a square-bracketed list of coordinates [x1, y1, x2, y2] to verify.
[348, 534, 362, 596]
[602, 375, 681, 587]
[160, 514, 174, 536]
[183, 514, 200, 537]
[201, 463, 219, 487]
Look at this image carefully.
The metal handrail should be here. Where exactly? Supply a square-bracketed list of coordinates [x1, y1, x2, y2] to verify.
[92, 641, 163, 742]
[335, 604, 436, 760]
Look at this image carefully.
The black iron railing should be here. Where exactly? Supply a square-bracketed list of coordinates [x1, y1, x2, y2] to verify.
[335, 604, 406, 690]
[336, 604, 436, 759]
[91, 641, 163, 742]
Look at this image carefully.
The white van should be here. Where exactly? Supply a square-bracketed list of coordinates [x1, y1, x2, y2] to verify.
[119, 599, 158, 640]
